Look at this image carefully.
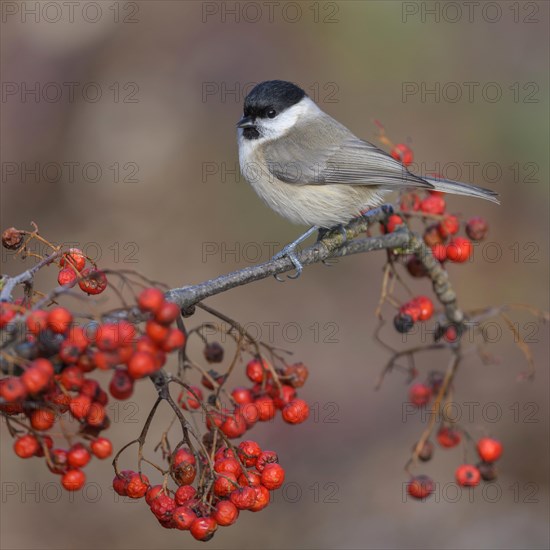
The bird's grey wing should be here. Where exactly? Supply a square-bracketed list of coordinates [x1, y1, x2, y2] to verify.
[263, 113, 432, 189]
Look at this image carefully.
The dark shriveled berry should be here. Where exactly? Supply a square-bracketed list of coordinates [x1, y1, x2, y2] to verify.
[394, 313, 414, 333]
[203, 342, 224, 363]
[1, 227, 24, 250]
[477, 461, 498, 481]
[413, 440, 434, 462]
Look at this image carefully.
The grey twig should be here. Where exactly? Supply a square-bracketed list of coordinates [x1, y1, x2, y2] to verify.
[165, 208, 411, 313]
[0, 250, 63, 302]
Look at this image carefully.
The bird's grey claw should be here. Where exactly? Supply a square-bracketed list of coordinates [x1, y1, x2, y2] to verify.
[272, 245, 303, 281]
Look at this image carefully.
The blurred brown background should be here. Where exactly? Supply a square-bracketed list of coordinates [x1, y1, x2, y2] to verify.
[1, 1, 549, 549]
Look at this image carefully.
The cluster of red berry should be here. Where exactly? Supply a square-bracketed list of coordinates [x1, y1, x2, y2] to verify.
[56, 248, 108, 295]
[178, 356, 310, 441]
[393, 295, 434, 334]
[0, 287, 186, 492]
[381, 194, 489, 338]
[113, 440, 285, 541]
[407, 435, 503, 499]
[401, 190, 488, 264]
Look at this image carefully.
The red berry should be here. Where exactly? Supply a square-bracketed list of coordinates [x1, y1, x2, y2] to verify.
[61, 469, 86, 491]
[26, 310, 49, 335]
[250, 484, 271, 511]
[95, 324, 122, 351]
[382, 214, 405, 234]
[455, 464, 481, 487]
[431, 243, 447, 262]
[411, 295, 434, 321]
[213, 500, 239, 526]
[231, 386, 254, 405]
[109, 368, 134, 399]
[149, 493, 176, 521]
[90, 437, 112, 459]
[161, 328, 186, 352]
[174, 485, 196, 505]
[400, 302, 421, 322]
[60, 366, 84, 391]
[127, 352, 156, 379]
[256, 450, 278, 472]
[409, 383, 431, 407]
[57, 268, 77, 286]
[78, 269, 108, 295]
[47, 307, 72, 334]
[145, 320, 169, 344]
[407, 475, 434, 499]
[261, 463, 285, 490]
[466, 216, 488, 241]
[230, 486, 257, 510]
[221, 413, 247, 438]
[476, 437, 503, 462]
[81, 379, 100, 399]
[33, 358, 55, 377]
[213, 473, 238, 497]
[154, 302, 180, 324]
[67, 443, 91, 468]
[238, 471, 262, 487]
[255, 396, 276, 421]
[215, 457, 242, 477]
[390, 143, 414, 166]
[86, 402, 106, 427]
[60, 248, 86, 271]
[246, 357, 268, 383]
[145, 484, 164, 506]
[13, 434, 40, 458]
[446, 237, 473, 263]
[138, 288, 165, 313]
[436, 426, 462, 448]
[190, 517, 217, 541]
[172, 447, 196, 466]
[177, 385, 202, 410]
[445, 325, 460, 343]
[214, 446, 235, 461]
[282, 399, 310, 424]
[0, 304, 16, 328]
[424, 224, 443, 247]
[126, 472, 150, 499]
[420, 194, 446, 215]
[273, 385, 296, 409]
[172, 506, 197, 530]
[237, 440, 262, 468]
[437, 215, 460, 238]
[237, 402, 260, 427]
[21, 366, 51, 394]
[30, 409, 55, 431]
[0, 377, 27, 402]
[69, 394, 92, 419]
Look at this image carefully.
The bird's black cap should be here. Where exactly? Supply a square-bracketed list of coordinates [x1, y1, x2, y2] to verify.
[243, 80, 306, 118]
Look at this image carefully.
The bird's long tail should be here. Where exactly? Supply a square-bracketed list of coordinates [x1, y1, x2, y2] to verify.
[424, 176, 500, 204]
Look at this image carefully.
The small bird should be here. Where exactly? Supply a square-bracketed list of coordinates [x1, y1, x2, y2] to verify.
[237, 80, 499, 277]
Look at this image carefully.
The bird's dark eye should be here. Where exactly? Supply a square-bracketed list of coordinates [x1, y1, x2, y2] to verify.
[267, 109, 277, 118]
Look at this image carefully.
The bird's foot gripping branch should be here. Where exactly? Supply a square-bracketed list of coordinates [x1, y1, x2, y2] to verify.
[0, 204, 546, 539]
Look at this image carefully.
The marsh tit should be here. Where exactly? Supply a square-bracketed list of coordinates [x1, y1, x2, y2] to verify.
[237, 80, 498, 277]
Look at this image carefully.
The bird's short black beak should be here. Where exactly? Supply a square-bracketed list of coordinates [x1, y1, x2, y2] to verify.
[237, 115, 255, 129]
